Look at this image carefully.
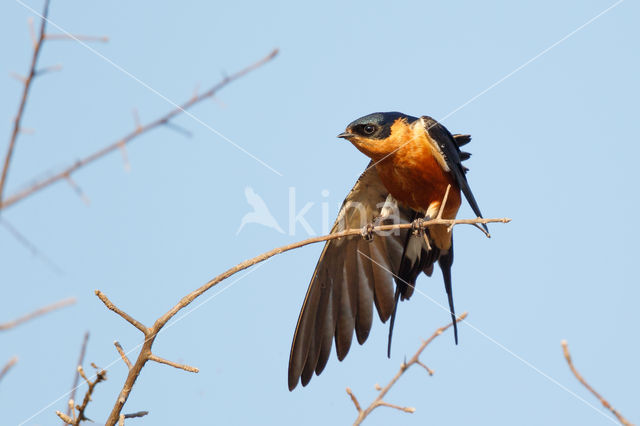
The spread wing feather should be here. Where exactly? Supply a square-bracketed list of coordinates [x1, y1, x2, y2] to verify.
[289, 163, 425, 390]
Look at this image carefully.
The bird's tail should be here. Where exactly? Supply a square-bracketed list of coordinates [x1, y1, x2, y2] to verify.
[387, 286, 402, 358]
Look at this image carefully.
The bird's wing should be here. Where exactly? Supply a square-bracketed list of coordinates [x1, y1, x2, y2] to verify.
[288, 163, 423, 390]
[422, 117, 485, 226]
[422, 117, 486, 343]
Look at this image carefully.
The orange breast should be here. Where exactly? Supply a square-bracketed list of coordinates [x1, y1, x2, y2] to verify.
[374, 127, 461, 219]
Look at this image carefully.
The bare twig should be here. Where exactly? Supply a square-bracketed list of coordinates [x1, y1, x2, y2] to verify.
[64, 332, 90, 423]
[0, 356, 19, 382]
[0, 297, 76, 331]
[148, 354, 198, 373]
[57, 364, 107, 425]
[348, 313, 468, 425]
[118, 411, 149, 425]
[0, 217, 64, 274]
[45, 34, 109, 42]
[95, 291, 148, 334]
[96, 207, 494, 426]
[0, 0, 50, 204]
[0, 48, 279, 211]
[561, 340, 634, 426]
[114, 342, 133, 370]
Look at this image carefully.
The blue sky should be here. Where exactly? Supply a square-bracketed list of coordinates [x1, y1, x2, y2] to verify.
[1, 0, 638, 425]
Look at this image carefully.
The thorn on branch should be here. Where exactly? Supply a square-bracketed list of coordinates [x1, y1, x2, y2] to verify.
[9, 72, 27, 83]
[118, 142, 131, 172]
[19, 127, 35, 135]
[162, 121, 192, 138]
[64, 175, 90, 206]
[35, 64, 63, 76]
[132, 108, 141, 132]
[114, 341, 133, 370]
[28, 17, 37, 46]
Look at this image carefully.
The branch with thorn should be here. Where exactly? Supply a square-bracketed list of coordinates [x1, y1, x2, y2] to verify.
[346, 313, 468, 425]
[1, 0, 106, 205]
[0, 48, 279, 211]
[0, 297, 76, 331]
[95, 198, 506, 425]
[56, 363, 107, 425]
[561, 340, 634, 426]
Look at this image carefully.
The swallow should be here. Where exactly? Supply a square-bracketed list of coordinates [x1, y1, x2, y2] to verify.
[288, 112, 486, 390]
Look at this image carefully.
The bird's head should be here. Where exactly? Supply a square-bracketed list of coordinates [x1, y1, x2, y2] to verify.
[337, 112, 419, 159]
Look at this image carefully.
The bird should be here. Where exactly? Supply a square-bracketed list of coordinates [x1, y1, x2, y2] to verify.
[287, 112, 486, 391]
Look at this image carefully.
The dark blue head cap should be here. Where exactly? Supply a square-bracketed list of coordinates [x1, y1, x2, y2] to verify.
[344, 112, 418, 140]
[347, 112, 418, 129]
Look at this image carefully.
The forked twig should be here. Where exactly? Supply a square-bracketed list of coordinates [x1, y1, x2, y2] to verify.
[0, 48, 279, 210]
[347, 313, 468, 425]
[56, 364, 107, 425]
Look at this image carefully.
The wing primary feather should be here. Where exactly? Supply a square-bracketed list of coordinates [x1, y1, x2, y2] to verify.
[423, 117, 488, 234]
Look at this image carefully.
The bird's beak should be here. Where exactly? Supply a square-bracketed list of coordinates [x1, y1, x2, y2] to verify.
[337, 131, 354, 139]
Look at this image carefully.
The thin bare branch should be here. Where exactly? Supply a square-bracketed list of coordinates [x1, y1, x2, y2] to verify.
[346, 387, 362, 413]
[148, 354, 198, 373]
[349, 313, 468, 425]
[1, 0, 51, 204]
[99, 214, 505, 426]
[0, 356, 19, 382]
[0, 48, 279, 211]
[64, 175, 90, 206]
[0, 297, 75, 331]
[64, 332, 90, 423]
[561, 340, 634, 426]
[0, 217, 64, 274]
[45, 34, 109, 42]
[95, 291, 148, 335]
[114, 342, 133, 370]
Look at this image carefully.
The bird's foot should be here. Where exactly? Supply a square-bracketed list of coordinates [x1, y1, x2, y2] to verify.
[361, 216, 383, 241]
[411, 217, 427, 236]
[361, 222, 376, 242]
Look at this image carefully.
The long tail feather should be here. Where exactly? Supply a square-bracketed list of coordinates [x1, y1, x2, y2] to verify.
[387, 286, 402, 357]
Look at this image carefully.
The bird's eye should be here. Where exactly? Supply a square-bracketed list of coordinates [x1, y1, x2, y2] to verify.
[363, 124, 376, 135]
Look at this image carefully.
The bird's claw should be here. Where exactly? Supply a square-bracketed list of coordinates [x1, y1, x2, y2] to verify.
[411, 218, 425, 236]
[361, 222, 375, 242]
